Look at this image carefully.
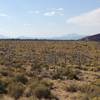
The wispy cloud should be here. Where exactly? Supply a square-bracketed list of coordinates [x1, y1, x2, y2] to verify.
[44, 11, 64, 16]
[28, 8, 64, 17]
[67, 8, 100, 26]
[44, 8, 64, 16]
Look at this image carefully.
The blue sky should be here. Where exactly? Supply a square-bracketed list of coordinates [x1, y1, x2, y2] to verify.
[0, 0, 100, 38]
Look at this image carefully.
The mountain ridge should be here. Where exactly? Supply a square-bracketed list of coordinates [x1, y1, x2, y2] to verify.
[0, 33, 100, 41]
[81, 33, 100, 41]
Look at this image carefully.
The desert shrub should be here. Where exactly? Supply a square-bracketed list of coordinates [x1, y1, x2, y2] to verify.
[0, 80, 7, 94]
[66, 83, 78, 92]
[34, 84, 51, 99]
[91, 96, 100, 100]
[66, 68, 79, 80]
[79, 84, 95, 94]
[79, 94, 90, 100]
[77, 83, 100, 98]
[0, 57, 6, 65]
[15, 74, 28, 85]
[12, 61, 23, 68]
[69, 93, 90, 100]
[65, 82, 100, 94]
[52, 67, 63, 79]
[41, 64, 49, 70]
[0, 71, 8, 76]
[52, 67, 79, 80]
[40, 79, 53, 89]
[29, 79, 54, 99]
[8, 82, 25, 99]
[92, 79, 100, 87]
[32, 62, 42, 70]
[88, 66, 100, 72]
[24, 79, 40, 97]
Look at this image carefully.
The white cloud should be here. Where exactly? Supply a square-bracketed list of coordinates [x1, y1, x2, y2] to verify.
[67, 8, 100, 26]
[28, 8, 64, 17]
[44, 8, 64, 16]
[44, 11, 56, 16]
[44, 11, 64, 16]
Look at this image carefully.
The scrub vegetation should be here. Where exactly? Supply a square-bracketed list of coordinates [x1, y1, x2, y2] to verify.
[0, 40, 100, 100]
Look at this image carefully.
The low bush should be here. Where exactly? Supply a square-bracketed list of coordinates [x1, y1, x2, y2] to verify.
[34, 84, 51, 99]
[15, 74, 28, 85]
[92, 79, 100, 87]
[0, 70, 9, 76]
[8, 82, 25, 99]
[29, 79, 54, 99]
[52, 67, 79, 80]
[66, 83, 78, 92]
[0, 80, 7, 94]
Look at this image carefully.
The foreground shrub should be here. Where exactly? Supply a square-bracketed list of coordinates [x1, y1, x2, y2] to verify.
[0, 80, 7, 94]
[92, 79, 100, 87]
[91, 96, 100, 100]
[34, 84, 51, 99]
[15, 74, 28, 85]
[8, 82, 25, 99]
[66, 68, 79, 80]
[69, 93, 90, 100]
[0, 70, 9, 76]
[28, 79, 56, 99]
[40, 79, 53, 89]
[66, 83, 78, 92]
[52, 67, 79, 80]
[78, 83, 100, 96]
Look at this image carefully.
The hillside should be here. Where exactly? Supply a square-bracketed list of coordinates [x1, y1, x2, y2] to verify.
[81, 33, 100, 41]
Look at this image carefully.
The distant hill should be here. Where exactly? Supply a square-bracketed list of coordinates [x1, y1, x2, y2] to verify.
[81, 33, 100, 41]
[18, 34, 84, 40]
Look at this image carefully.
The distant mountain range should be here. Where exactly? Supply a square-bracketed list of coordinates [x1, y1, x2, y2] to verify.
[0, 34, 8, 39]
[0, 33, 100, 41]
[11, 34, 85, 40]
[81, 33, 100, 41]
[0, 33, 84, 40]
[50, 34, 84, 40]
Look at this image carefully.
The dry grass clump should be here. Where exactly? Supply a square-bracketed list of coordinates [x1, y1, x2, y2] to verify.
[26, 79, 57, 99]
[8, 82, 25, 100]
[65, 82, 100, 99]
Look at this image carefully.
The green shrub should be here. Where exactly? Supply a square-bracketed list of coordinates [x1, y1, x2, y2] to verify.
[91, 97, 100, 100]
[0, 80, 7, 94]
[0, 70, 9, 76]
[78, 83, 100, 98]
[72, 93, 90, 100]
[15, 74, 28, 85]
[78, 84, 95, 94]
[8, 82, 25, 99]
[29, 79, 53, 99]
[40, 79, 53, 89]
[34, 84, 51, 99]
[66, 83, 78, 92]
[93, 79, 100, 87]
[52, 67, 79, 80]
[65, 68, 79, 80]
